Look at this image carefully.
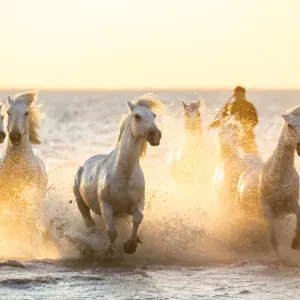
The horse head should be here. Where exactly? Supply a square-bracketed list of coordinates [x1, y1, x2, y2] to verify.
[219, 115, 243, 159]
[0, 104, 6, 143]
[6, 91, 41, 146]
[282, 104, 300, 156]
[182, 100, 203, 134]
[127, 95, 162, 147]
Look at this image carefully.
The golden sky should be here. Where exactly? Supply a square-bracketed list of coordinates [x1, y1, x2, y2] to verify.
[1, 0, 299, 89]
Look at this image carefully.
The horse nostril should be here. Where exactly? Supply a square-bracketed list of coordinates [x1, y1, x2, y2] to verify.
[0, 131, 6, 141]
[9, 132, 21, 141]
[148, 130, 156, 139]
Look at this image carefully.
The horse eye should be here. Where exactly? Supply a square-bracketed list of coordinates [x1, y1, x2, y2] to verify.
[135, 114, 141, 121]
[1, 116, 3, 120]
[25, 112, 29, 116]
[153, 113, 156, 119]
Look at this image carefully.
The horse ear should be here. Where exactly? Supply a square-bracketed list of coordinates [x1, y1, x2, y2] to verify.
[182, 101, 188, 109]
[127, 101, 136, 112]
[196, 100, 201, 109]
[7, 96, 14, 106]
[282, 113, 297, 127]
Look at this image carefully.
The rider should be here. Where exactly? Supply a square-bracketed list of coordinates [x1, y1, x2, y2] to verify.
[209, 86, 258, 154]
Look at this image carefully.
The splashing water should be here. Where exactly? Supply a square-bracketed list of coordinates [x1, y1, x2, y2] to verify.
[0, 90, 298, 265]
[1, 91, 300, 299]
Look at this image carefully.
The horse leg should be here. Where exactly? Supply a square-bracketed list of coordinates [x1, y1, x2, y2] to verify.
[123, 205, 143, 254]
[73, 169, 96, 232]
[101, 202, 117, 253]
[266, 207, 279, 255]
[291, 205, 300, 250]
[74, 192, 96, 232]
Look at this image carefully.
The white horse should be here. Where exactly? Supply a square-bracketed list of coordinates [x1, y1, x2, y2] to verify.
[169, 100, 204, 184]
[213, 116, 261, 211]
[236, 105, 300, 254]
[0, 92, 47, 228]
[0, 104, 6, 144]
[73, 94, 163, 254]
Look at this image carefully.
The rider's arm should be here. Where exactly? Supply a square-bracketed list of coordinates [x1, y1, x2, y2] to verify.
[248, 104, 258, 127]
[209, 104, 230, 129]
[209, 119, 221, 128]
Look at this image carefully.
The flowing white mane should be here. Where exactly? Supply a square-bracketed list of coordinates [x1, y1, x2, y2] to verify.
[12, 91, 42, 144]
[116, 93, 164, 158]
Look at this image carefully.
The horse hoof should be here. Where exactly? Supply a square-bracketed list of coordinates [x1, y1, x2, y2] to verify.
[123, 240, 138, 254]
[108, 246, 114, 255]
[291, 238, 300, 250]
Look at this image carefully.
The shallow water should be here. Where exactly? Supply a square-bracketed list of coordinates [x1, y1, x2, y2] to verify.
[1, 89, 300, 299]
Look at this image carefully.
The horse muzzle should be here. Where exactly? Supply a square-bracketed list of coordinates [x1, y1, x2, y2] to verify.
[297, 143, 300, 156]
[0, 131, 6, 144]
[147, 129, 162, 146]
[9, 131, 22, 145]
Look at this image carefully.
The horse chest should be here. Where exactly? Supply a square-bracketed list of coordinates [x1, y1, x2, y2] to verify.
[0, 163, 43, 211]
[0, 164, 37, 188]
[108, 184, 142, 201]
[263, 178, 297, 214]
[102, 180, 143, 212]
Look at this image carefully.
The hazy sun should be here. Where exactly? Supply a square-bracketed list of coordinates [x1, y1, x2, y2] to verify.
[0, 0, 299, 89]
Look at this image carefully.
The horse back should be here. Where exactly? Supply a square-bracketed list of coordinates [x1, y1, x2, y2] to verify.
[78, 154, 109, 214]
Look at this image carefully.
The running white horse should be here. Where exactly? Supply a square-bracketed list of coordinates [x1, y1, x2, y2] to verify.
[73, 94, 163, 254]
[169, 100, 205, 184]
[213, 116, 260, 211]
[0, 104, 6, 144]
[236, 105, 300, 254]
[0, 92, 47, 226]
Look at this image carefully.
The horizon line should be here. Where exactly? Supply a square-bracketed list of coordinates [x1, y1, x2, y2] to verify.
[0, 86, 300, 92]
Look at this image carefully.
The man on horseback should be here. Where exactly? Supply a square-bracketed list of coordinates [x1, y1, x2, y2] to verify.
[209, 86, 258, 154]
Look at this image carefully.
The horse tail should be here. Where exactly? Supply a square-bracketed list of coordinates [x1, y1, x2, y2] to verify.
[74, 166, 84, 188]
[73, 166, 84, 204]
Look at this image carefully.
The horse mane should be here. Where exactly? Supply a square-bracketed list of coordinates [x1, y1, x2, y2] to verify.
[286, 104, 300, 116]
[116, 93, 164, 158]
[13, 91, 42, 144]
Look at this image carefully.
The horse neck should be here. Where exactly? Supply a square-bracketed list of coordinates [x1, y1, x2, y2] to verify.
[184, 118, 202, 146]
[268, 126, 295, 173]
[115, 121, 142, 179]
[220, 138, 239, 162]
[1, 135, 35, 164]
[184, 118, 202, 135]
[223, 149, 239, 163]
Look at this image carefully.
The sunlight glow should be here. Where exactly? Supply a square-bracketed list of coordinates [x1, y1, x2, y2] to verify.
[213, 167, 224, 183]
[0, 0, 299, 89]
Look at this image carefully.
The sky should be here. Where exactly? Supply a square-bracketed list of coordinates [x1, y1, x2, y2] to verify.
[0, 0, 299, 90]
